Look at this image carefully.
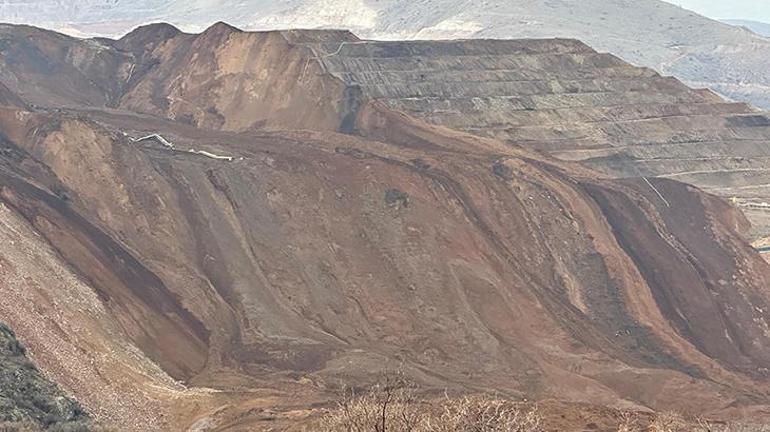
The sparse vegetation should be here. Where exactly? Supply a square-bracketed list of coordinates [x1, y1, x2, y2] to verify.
[423, 396, 541, 432]
[0, 422, 114, 432]
[617, 410, 639, 432]
[319, 376, 422, 432]
[617, 411, 770, 432]
[385, 188, 410, 209]
[0, 323, 104, 431]
[644, 412, 688, 432]
[492, 161, 513, 180]
[317, 377, 770, 432]
[318, 375, 542, 432]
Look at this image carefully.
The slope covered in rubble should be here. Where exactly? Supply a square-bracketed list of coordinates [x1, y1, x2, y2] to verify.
[0, 23, 770, 430]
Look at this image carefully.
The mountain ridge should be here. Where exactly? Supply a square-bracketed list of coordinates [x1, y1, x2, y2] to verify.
[3, 0, 770, 109]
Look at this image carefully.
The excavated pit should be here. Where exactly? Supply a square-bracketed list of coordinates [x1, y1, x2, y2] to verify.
[296, 38, 770, 247]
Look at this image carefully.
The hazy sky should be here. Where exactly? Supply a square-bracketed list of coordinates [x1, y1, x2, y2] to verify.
[665, 1, 770, 22]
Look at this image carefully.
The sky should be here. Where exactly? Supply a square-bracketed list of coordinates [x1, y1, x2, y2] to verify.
[665, 1, 770, 23]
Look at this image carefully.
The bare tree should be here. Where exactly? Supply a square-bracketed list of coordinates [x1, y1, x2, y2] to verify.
[320, 374, 420, 432]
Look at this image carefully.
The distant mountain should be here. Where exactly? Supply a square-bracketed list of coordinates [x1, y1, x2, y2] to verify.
[2, 0, 770, 109]
[723, 19, 770, 37]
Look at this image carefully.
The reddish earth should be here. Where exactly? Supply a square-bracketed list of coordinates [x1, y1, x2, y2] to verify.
[1, 22, 770, 430]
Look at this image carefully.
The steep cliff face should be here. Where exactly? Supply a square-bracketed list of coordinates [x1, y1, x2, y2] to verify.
[0, 23, 355, 131]
[114, 25, 356, 131]
[1, 23, 770, 430]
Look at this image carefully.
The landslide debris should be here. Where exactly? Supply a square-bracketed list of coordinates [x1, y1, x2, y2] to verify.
[0, 22, 770, 430]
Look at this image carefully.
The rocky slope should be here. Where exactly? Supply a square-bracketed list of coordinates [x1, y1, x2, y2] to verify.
[7, 22, 770, 243]
[3, 0, 770, 109]
[1, 23, 770, 430]
[300, 36, 770, 245]
[0, 323, 88, 427]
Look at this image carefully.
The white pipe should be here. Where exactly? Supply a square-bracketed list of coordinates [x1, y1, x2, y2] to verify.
[644, 177, 670, 208]
[188, 149, 234, 161]
[134, 134, 174, 148]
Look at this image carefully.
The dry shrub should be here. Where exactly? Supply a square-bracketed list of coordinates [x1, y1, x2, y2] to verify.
[320, 381, 770, 432]
[617, 411, 640, 432]
[319, 375, 421, 432]
[319, 377, 541, 432]
[615, 411, 770, 432]
[704, 422, 770, 432]
[423, 396, 541, 432]
[649, 412, 689, 432]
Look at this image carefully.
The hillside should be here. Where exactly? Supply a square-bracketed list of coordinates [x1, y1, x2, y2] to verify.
[303, 36, 770, 246]
[6, 21, 770, 243]
[3, 0, 770, 109]
[724, 19, 770, 37]
[1, 23, 770, 430]
[0, 323, 88, 428]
